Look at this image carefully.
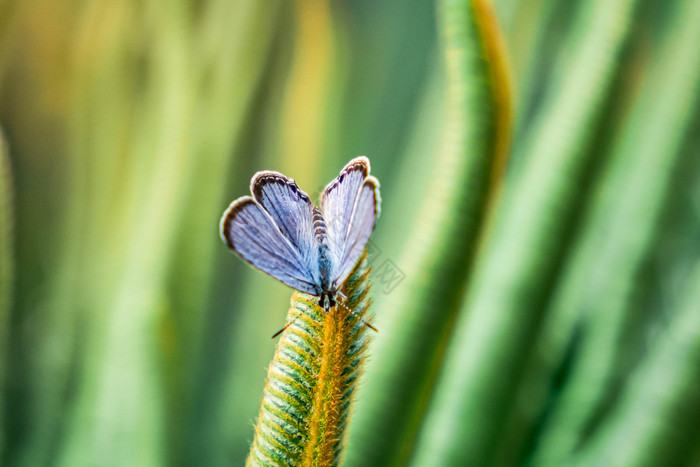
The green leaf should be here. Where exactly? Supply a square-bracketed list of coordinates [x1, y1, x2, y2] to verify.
[571, 260, 700, 467]
[410, 0, 640, 464]
[530, 0, 700, 463]
[0, 130, 13, 459]
[345, 0, 512, 464]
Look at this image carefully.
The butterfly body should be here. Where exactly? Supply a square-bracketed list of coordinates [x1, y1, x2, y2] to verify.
[220, 156, 380, 311]
[311, 207, 337, 308]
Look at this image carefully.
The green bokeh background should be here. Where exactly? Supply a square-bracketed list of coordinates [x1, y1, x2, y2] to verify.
[1, 0, 699, 465]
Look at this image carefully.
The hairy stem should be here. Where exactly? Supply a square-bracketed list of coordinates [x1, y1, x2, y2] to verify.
[247, 254, 372, 466]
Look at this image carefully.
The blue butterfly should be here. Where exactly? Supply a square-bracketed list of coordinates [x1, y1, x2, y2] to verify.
[220, 156, 381, 311]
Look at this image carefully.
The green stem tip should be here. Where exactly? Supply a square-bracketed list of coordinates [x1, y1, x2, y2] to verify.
[247, 252, 373, 467]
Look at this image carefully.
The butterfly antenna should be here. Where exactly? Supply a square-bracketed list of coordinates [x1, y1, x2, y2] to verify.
[271, 313, 302, 339]
[337, 292, 378, 333]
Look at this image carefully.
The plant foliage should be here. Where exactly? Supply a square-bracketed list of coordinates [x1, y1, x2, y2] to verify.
[0, 0, 699, 465]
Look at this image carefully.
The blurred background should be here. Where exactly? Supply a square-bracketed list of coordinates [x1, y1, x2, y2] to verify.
[0, 0, 699, 466]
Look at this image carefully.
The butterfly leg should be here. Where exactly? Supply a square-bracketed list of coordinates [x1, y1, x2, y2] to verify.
[336, 292, 378, 333]
[271, 313, 303, 339]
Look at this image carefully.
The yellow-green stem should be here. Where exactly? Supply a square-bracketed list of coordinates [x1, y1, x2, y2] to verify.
[247, 254, 372, 466]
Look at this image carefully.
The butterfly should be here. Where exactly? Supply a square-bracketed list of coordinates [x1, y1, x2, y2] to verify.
[220, 156, 381, 312]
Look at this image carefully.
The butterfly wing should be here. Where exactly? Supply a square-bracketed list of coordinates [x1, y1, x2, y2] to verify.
[250, 171, 321, 283]
[332, 177, 380, 288]
[220, 171, 320, 295]
[320, 157, 370, 262]
[320, 156, 381, 289]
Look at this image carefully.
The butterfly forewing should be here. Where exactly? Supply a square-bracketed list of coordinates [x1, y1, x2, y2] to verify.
[251, 172, 320, 279]
[320, 157, 380, 289]
[332, 176, 380, 288]
[320, 157, 371, 267]
[220, 197, 318, 295]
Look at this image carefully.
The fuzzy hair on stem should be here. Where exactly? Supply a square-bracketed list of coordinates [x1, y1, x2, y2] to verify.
[247, 252, 373, 467]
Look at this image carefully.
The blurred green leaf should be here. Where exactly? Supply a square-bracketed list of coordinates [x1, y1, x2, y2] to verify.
[345, 0, 512, 464]
[410, 0, 640, 464]
[529, 0, 700, 463]
[1, 0, 700, 465]
[572, 259, 700, 467]
[0, 130, 13, 460]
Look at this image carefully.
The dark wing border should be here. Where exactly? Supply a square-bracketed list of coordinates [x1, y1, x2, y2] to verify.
[320, 156, 370, 203]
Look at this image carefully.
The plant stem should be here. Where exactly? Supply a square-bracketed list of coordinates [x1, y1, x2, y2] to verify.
[247, 256, 372, 466]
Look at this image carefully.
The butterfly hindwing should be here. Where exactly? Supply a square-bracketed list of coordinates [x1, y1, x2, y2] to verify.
[220, 196, 318, 295]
